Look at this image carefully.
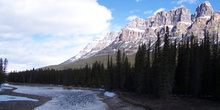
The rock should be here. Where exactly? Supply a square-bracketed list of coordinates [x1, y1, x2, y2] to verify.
[194, 1, 214, 18]
[205, 12, 220, 36]
[166, 7, 192, 26]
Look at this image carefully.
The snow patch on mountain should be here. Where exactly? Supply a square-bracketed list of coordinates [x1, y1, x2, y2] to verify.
[126, 28, 145, 32]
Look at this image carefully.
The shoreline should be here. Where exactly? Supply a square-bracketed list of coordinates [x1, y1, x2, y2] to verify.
[0, 83, 144, 110]
[97, 92, 145, 110]
[0, 86, 52, 110]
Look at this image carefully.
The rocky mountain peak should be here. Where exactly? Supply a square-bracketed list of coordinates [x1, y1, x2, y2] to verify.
[194, 1, 214, 18]
[125, 17, 146, 31]
[166, 6, 191, 25]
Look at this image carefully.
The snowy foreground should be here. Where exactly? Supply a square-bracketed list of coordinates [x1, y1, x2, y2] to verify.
[1, 84, 112, 110]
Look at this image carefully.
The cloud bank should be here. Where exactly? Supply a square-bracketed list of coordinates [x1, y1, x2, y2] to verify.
[0, 0, 112, 71]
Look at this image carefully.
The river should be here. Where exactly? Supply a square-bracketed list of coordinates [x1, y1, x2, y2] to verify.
[8, 84, 109, 110]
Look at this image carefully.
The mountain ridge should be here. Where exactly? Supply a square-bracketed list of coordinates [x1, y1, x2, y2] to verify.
[61, 1, 219, 67]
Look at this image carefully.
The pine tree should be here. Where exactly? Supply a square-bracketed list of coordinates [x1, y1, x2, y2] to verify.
[134, 44, 147, 95]
[216, 47, 220, 100]
[0, 58, 8, 85]
[116, 49, 122, 89]
[213, 33, 220, 100]
[0, 58, 3, 84]
[121, 52, 126, 89]
[107, 55, 112, 90]
[201, 32, 212, 96]
[175, 38, 191, 95]
[190, 35, 202, 97]
[124, 56, 131, 90]
[159, 26, 174, 99]
[145, 40, 151, 94]
[152, 32, 162, 97]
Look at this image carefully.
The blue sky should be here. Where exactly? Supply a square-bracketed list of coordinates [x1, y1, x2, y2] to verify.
[0, 0, 219, 71]
[98, 0, 219, 31]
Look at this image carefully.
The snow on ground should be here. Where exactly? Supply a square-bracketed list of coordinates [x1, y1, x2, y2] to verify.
[0, 95, 38, 102]
[0, 84, 13, 91]
[1, 86, 13, 90]
[104, 91, 115, 97]
[0, 84, 38, 102]
[8, 84, 109, 110]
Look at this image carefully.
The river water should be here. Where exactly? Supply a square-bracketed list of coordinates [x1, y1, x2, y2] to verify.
[8, 84, 108, 110]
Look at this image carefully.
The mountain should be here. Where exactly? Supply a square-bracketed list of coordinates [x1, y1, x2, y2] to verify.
[62, 31, 118, 64]
[50, 1, 219, 69]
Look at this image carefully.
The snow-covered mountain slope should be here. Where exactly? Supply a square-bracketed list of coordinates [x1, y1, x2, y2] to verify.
[62, 1, 220, 65]
[62, 31, 118, 64]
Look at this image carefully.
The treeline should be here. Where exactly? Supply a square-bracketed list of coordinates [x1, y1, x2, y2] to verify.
[7, 27, 220, 100]
[0, 58, 8, 85]
[8, 62, 107, 87]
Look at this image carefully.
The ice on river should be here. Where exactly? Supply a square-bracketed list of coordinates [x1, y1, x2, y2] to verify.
[0, 84, 13, 91]
[8, 84, 109, 110]
[0, 95, 38, 102]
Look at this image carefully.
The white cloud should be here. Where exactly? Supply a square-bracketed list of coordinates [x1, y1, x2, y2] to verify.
[126, 15, 138, 21]
[144, 10, 153, 14]
[0, 0, 112, 36]
[177, 0, 197, 4]
[0, 0, 112, 71]
[154, 8, 165, 15]
[136, 0, 142, 2]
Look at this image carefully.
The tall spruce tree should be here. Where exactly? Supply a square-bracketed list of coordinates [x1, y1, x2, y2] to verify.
[190, 35, 202, 97]
[175, 38, 191, 95]
[159, 26, 174, 99]
[145, 40, 151, 94]
[134, 44, 147, 95]
[201, 32, 212, 96]
[152, 32, 162, 97]
[107, 55, 113, 90]
[116, 49, 122, 89]
[0, 58, 8, 85]
[123, 56, 131, 90]
[213, 33, 220, 100]
[121, 52, 126, 89]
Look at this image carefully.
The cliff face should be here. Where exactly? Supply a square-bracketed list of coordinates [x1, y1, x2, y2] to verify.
[188, 1, 217, 38]
[63, 1, 220, 64]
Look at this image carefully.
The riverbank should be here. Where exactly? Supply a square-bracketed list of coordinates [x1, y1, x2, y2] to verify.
[1, 83, 107, 110]
[98, 92, 145, 110]
[116, 91, 220, 110]
[0, 83, 144, 110]
[0, 86, 52, 110]
[3, 83, 219, 110]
